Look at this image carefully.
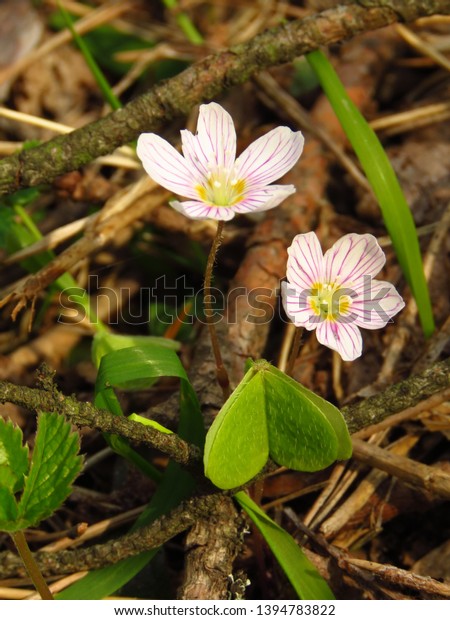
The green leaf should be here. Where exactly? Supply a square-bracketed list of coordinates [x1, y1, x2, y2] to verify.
[204, 368, 269, 489]
[0, 488, 19, 530]
[306, 49, 434, 337]
[264, 364, 352, 464]
[92, 332, 180, 370]
[235, 492, 335, 600]
[204, 360, 351, 490]
[96, 345, 204, 449]
[0, 418, 29, 493]
[17, 412, 83, 529]
[128, 414, 173, 435]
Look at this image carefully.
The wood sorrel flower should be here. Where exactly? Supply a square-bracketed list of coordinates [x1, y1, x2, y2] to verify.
[136, 102, 304, 220]
[281, 232, 405, 361]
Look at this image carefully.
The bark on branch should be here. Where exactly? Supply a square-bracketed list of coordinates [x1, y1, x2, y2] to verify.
[0, 0, 449, 195]
[0, 358, 449, 579]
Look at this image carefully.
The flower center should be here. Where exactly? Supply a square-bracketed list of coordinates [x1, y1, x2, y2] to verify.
[195, 167, 246, 207]
[309, 281, 352, 322]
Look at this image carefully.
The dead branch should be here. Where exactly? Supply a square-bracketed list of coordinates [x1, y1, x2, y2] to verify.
[0, 0, 449, 195]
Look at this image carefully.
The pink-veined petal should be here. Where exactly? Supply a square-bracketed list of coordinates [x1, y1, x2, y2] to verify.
[234, 127, 304, 188]
[316, 320, 363, 361]
[350, 279, 405, 329]
[286, 232, 324, 291]
[137, 133, 199, 199]
[170, 200, 236, 221]
[324, 234, 386, 287]
[193, 102, 237, 170]
[232, 184, 296, 214]
[281, 281, 318, 331]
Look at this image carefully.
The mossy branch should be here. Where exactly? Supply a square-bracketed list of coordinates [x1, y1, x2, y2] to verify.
[0, 377, 202, 469]
[0, 358, 449, 578]
[1, 0, 449, 195]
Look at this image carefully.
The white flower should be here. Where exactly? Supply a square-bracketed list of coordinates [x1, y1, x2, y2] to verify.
[136, 102, 304, 221]
[281, 232, 405, 361]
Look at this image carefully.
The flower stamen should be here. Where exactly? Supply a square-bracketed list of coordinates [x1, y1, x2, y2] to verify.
[196, 167, 246, 207]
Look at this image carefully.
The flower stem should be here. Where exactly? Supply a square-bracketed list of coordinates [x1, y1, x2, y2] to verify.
[10, 530, 53, 600]
[204, 220, 231, 400]
[286, 327, 304, 377]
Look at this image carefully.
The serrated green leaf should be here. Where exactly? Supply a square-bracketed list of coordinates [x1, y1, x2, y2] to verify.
[0, 418, 29, 493]
[0, 487, 19, 531]
[235, 492, 335, 600]
[204, 368, 269, 490]
[263, 364, 352, 462]
[17, 412, 83, 528]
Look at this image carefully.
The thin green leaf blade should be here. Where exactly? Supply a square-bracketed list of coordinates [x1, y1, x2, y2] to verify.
[92, 332, 180, 369]
[17, 412, 83, 528]
[204, 368, 269, 490]
[56, 1, 121, 110]
[306, 50, 434, 337]
[0, 418, 29, 493]
[235, 492, 334, 600]
[96, 344, 204, 446]
[97, 344, 187, 392]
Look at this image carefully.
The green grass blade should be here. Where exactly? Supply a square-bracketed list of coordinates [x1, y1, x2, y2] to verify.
[162, 0, 204, 45]
[235, 492, 335, 600]
[306, 50, 434, 337]
[57, 1, 122, 110]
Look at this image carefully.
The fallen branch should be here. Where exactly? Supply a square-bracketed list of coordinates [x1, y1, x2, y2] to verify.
[1, 0, 449, 195]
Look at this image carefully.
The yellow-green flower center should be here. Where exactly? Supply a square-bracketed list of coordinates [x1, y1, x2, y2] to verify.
[309, 281, 352, 322]
[196, 169, 246, 207]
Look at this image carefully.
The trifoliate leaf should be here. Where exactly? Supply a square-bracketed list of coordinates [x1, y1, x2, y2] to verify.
[0, 418, 29, 493]
[204, 360, 352, 490]
[17, 412, 83, 529]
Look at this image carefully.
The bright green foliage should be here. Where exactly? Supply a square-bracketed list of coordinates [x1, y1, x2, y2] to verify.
[128, 414, 173, 435]
[264, 364, 352, 469]
[204, 369, 269, 488]
[0, 488, 18, 527]
[235, 492, 335, 600]
[92, 332, 180, 369]
[204, 360, 352, 490]
[17, 413, 83, 529]
[0, 419, 29, 493]
[93, 343, 204, 480]
[307, 50, 434, 337]
[0, 413, 82, 532]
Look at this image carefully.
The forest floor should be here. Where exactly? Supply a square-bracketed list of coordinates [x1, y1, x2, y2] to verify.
[0, 0, 449, 601]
